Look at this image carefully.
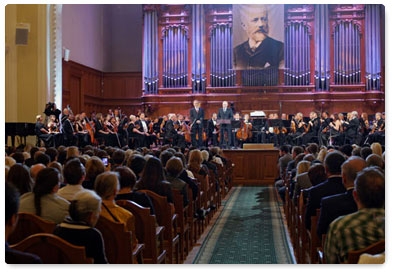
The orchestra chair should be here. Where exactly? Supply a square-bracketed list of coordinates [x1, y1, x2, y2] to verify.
[171, 189, 191, 261]
[139, 189, 181, 264]
[116, 200, 166, 264]
[10, 233, 93, 264]
[8, 212, 56, 245]
[347, 240, 385, 264]
[95, 215, 144, 264]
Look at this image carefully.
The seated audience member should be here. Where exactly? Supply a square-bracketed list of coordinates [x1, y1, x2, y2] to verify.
[5, 182, 42, 264]
[7, 164, 34, 195]
[33, 151, 51, 166]
[11, 151, 25, 165]
[57, 158, 89, 201]
[305, 151, 346, 230]
[110, 149, 126, 170]
[317, 156, 366, 237]
[292, 160, 312, 202]
[360, 146, 372, 160]
[135, 156, 173, 204]
[365, 153, 384, 170]
[175, 151, 199, 200]
[83, 156, 106, 190]
[19, 168, 70, 224]
[94, 171, 138, 247]
[54, 190, 108, 264]
[370, 142, 383, 157]
[126, 153, 147, 181]
[324, 167, 385, 263]
[307, 163, 327, 187]
[165, 157, 189, 207]
[114, 166, 155, 215]
[29, 163, 46, 182]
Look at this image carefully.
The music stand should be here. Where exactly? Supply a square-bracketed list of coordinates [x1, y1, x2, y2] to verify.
[231, 120, 241, 129]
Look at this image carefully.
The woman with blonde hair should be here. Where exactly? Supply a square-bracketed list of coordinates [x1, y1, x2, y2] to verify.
[94, 171, 137, 247]
[370, 142, 383, 157]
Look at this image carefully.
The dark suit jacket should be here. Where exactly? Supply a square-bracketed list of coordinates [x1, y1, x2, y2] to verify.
[233, 36, 284, 70]
[164, 120, 177, 140]
[217, 108, 233, 127]
[5, 243, 42, 264]
[344, 118, 359, 138]
[189, 107, 204, 128]
[317, 189, 357, 237]
[305, 176, 345, 230]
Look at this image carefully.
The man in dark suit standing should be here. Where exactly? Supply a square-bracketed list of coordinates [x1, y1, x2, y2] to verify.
[317, 156, 367, 238]
[217, 101, 233, 148]
[305, 150, 346, 230]
[189, 100, 205, 148]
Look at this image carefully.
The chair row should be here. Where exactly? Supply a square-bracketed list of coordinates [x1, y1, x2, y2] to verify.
[283, 175, 385, 264]
[8, 159, 234, 264]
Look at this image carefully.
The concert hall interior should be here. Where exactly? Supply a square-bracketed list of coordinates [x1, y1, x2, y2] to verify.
[4, 3, 388, 265]
[5, 4, 384, 142]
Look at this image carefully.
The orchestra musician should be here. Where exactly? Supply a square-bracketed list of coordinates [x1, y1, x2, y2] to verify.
[127, 114, 145, 148]
[207, 112, 219, 147]
[302, 111, 321, 145]
[286, 112, 305, 146]
[318, 111, 331, 147]
[74, 114, 90, 147]
[236, 113, 253, 147]
[359, 112, 370, 142]
[164, 113, 186, 148]
[217, 101, 233, 148]
[136, 113, 157, 148]
[261, 113, 284, 147]
[62, 113, 77, 147]
[342, 111, 360, 145]
[320, 113, 340, 146]
[189, 100, 205, 148]
[232, 112, 242, 148]
[365, 112, 385, 145]
[94, 113, 110, 146]
[35, 114, 55, 147]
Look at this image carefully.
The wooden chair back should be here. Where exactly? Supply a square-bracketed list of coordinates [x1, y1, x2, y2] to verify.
[8, 212, 56, 245]
[116, 200, 166, 264]
[348, 240, 385, 264]
[139, 189, 180, 264]
[10, 233, 93, 264]
[171, 189, 191, 261]
[95, 215, 137, 263]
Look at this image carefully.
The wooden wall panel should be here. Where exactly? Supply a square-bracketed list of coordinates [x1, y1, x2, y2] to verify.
[62, 63, 384, 121]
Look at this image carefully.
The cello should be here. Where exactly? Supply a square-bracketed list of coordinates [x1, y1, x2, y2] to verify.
[236, 120, 252, 141]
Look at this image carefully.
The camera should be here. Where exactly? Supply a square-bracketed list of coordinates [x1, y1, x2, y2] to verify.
[101, 157, 108, 166]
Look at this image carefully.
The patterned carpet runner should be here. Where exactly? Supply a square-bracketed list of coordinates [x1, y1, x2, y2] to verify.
[193, 186, 295, 264]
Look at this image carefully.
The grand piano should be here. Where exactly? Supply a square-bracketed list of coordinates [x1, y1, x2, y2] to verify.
[5, 122, 36, 147]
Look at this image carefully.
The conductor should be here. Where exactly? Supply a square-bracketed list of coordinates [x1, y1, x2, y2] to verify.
[189, 100, 204, 147]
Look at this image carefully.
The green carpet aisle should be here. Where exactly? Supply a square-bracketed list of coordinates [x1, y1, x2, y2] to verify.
[192, 186, 295, 264]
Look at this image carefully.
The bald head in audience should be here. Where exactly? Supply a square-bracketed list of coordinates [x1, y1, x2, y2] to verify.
[30, 163, 46, 182]
[341, 156, 367, 188]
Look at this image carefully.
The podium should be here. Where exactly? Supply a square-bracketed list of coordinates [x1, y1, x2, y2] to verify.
[217, 119, 231, 126]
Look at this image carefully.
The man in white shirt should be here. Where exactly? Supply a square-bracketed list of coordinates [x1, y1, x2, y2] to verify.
[57, 158, 89, 201]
